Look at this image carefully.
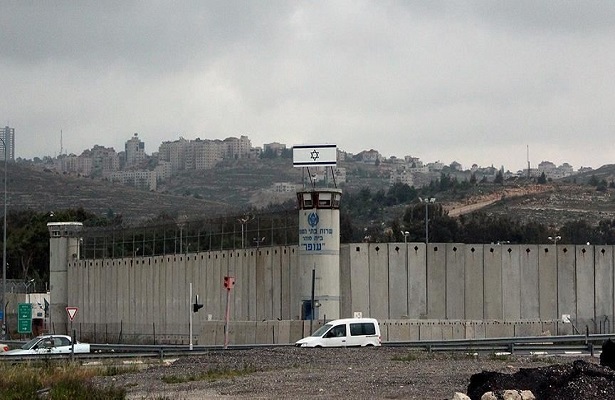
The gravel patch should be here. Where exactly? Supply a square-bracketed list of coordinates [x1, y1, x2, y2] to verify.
[93, 347, 593, 399]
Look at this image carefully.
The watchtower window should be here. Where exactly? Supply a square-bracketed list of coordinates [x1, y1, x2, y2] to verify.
[332, 193, 341, 208]
[317, 193, 331, 207]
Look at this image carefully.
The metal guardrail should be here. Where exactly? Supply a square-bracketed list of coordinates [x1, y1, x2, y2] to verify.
[1, 333, 613, 362]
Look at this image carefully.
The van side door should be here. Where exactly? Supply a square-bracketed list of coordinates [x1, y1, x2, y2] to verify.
[321, 323, 347, 347]
[347, 322, 378, 346]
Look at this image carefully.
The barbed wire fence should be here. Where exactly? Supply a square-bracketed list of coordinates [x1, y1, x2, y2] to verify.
[79, 209, 300, 260]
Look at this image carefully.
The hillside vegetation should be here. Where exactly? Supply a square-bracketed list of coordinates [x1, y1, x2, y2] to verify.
[5, 159, 615, 232]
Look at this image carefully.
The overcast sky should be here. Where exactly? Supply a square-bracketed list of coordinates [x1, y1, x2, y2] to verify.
[2, 1, 614, 172]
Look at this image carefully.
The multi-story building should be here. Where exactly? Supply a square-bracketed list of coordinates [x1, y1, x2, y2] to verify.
[0, 126, 15, 161]
[271, 182, 297, 193]
[125, 133, 146, 167]
[89, 145, 120, 177]
[223, 135, 251, 159]
[109, 170, 157, 191]
[301, 166, 347, 185]
[77, 155, 93, 176]
[159, 137, 190, 173]
[357, 149, 381, 164]
[158, 136, 252, 173]
[57, 154, 78, 174]
[264, 142, 286, 156]
[155, 161, 172, 182]
[389, 168, 414, 187]
[194, 139, 224, 169]
[427, 161, 444, 171]
[537, 161, 557, 178]
[559, 163, 574, 176]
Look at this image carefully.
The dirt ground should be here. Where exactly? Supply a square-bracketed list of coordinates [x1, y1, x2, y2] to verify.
[94, 347, 590, 399]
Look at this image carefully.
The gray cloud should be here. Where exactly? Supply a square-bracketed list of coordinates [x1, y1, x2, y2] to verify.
[1, 1, 614, 171]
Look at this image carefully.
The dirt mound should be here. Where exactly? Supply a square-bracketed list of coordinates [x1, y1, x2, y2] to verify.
[467, 359, 615, 400]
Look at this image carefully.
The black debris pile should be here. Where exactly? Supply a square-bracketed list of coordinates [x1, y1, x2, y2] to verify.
[600, 338, 615, 370]
[467, 359, 615, 400]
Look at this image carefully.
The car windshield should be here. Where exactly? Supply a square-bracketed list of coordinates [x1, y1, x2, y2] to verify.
[21, 337, 43, 350]
[311, 324, 333, 337]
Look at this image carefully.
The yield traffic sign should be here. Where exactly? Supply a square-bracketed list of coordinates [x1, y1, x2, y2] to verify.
[66, 307, 78, 322]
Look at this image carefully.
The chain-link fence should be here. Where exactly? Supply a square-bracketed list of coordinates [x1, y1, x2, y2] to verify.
[80, 209, 299, 259]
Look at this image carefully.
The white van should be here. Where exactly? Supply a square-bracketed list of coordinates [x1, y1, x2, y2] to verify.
[295, 318, 381, 347]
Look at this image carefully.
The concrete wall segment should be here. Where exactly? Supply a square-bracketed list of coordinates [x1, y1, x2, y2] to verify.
[427, 244, 446, 318]
[407, 243, 427, 318]
[594, 246, 614, 332]
[576, 245, 595, 330]
[483, 245, 503, 319]
[538, 246, 557, 320]
[446, 244, 465, 319]
[502, 246, 521, 320]
[558, 245, 577, 322]
[280, 247, 292, 320]
[348, 243, 370, 317]
[339, 244, 352, 318]
[368, 243, 389, 320]
[388, 244, 408, 319]
[520, 245, 539, 319]
[272, 248, 283, 320]
[464, 245, 484, 320]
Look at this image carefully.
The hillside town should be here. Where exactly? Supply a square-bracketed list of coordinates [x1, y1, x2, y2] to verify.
[7, 128, 593, 193]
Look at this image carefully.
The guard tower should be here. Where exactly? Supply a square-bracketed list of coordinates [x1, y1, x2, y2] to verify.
[293, 144, 341, 320]
[47, 222, 83, 334]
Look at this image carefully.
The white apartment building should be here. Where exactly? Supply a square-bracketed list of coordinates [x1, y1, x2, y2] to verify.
[537, 161, 557, 177]
[109, 170, 157, 191]
[537, 161, 576, 179]
[271, 182, 297, 193]
[389, 168, 414, 187]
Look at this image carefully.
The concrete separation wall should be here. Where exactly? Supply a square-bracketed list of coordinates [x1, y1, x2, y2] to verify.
[63, 242, 615, 342]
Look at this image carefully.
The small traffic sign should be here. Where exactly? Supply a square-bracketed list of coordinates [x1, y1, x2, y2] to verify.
[17, 303, 32, 334]
[18, 303, 32, 319]
[66, 307, 78, 322]
[18, 318, 32, 334]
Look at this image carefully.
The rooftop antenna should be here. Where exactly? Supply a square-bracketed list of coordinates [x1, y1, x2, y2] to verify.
[60, 129, 63, 156]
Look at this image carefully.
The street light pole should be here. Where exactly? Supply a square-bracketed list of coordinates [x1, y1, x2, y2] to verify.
[401, 231, 409, 244]
[419, 197, 436, 244]
[548, 235, 561, 246]
[419, 197, 435, 318]
[238, 215, 253, 249]
[0, 138, 7, 339]
[25, 279, 34, 305]
[548, 235, 561, 326]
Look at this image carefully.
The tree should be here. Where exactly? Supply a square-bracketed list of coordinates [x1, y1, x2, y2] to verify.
[589, 174, 599, 186]
[494, 170, 504, 184]
[537, 172, 547, 184]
